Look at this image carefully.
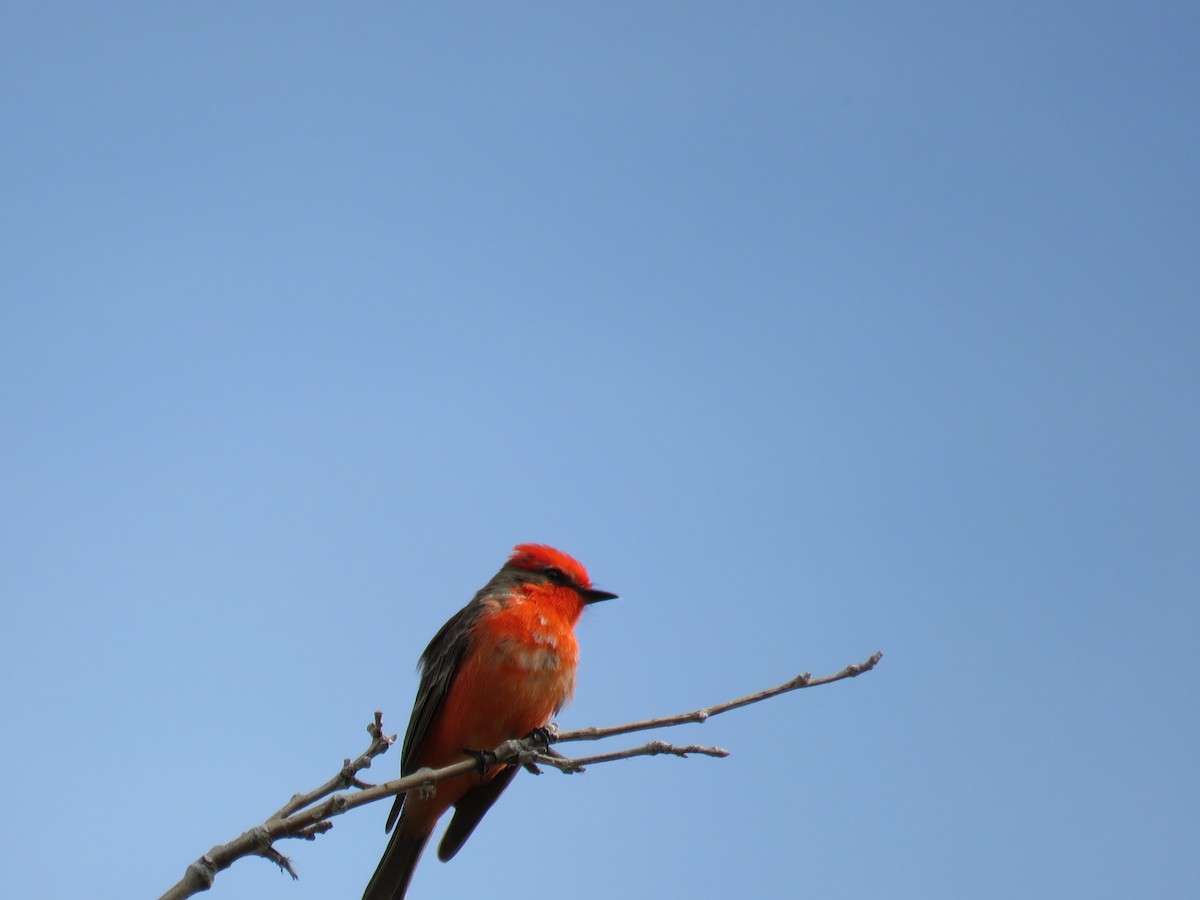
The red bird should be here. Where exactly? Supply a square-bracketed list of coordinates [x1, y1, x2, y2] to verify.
[363, 543, 617, 900]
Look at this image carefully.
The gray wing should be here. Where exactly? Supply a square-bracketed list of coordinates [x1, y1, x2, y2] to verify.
[385, 599, 482, 832]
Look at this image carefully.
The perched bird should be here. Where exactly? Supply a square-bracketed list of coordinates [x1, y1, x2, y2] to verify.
[363, 543, 617, 900]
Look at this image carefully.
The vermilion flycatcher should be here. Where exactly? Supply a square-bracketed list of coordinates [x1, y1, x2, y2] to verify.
[362, 543, 617, 900]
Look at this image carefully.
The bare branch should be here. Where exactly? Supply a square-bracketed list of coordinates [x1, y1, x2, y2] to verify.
[277, 821, 335, 842]
[159, 651, 882, 899]
[556, 650, 884, 744]
[533, 741, 730, 774]
[269, 711, 394, 821]
[259, 846, 298, 880]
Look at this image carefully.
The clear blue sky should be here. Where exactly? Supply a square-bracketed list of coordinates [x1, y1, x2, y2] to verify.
[2, 3, 1197, 898]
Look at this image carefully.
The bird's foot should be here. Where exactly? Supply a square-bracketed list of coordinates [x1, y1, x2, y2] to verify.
[464, 747, 498, 777]
[520, 725, 572, 772]
[524, 725, 555, 751]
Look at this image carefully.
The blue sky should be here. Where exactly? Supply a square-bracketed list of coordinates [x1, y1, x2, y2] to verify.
[2, 3, 1197, 898]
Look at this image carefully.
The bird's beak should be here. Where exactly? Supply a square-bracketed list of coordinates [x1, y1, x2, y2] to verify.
[581, 587, 618, 604]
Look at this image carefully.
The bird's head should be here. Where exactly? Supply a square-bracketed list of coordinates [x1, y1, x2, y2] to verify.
[506, 543, 618, 605]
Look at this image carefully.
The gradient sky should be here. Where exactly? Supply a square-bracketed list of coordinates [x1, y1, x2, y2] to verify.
[2, 3, 1197, 898]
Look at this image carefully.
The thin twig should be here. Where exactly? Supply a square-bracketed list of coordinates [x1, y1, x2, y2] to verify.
[555, 650, 884, 744]
[277, 821, 334, 842]
[534, 741, 730, 774]
[269, 711, 394, 821]
[259, 846, 298, 880]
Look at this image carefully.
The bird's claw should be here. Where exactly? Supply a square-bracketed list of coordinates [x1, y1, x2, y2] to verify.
[524, 725, 554, 751]
[464, 747, 498, 777]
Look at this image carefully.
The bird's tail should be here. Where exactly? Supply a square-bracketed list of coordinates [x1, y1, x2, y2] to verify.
[362, 826, 429, 900]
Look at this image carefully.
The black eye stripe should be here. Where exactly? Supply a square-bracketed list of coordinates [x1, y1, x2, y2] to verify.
[543, 566, 569, 585]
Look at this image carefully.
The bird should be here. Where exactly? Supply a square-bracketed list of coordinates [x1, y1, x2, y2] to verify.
[362, 543, 617, 900]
